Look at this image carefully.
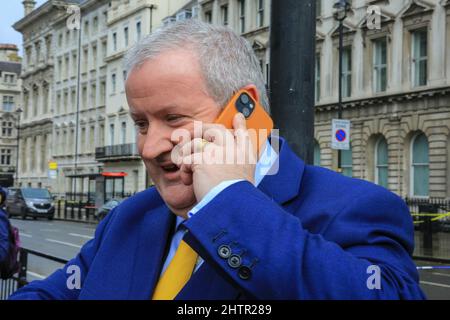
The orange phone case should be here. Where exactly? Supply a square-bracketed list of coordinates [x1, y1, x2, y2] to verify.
[214, 89, 273, 157]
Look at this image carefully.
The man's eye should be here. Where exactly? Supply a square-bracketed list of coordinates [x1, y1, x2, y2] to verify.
[166, 115, 185, 122]
[134, 121, 148, 133]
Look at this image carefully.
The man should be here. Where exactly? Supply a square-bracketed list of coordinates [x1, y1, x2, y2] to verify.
[11, 20, 425, 300]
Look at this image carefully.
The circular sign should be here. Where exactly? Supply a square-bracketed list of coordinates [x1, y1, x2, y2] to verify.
[335, 129, 346, 142]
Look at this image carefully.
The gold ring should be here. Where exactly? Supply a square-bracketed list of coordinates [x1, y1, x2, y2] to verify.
[200, 139, 209, 151]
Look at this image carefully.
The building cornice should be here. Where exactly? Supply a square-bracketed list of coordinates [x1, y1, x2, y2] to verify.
[107, 1, 157, 26]
[316, 86, 450, 112]
[13, 1, 55, 32]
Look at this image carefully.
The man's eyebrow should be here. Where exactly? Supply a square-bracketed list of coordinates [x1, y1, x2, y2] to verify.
[129, 111, 142, 119]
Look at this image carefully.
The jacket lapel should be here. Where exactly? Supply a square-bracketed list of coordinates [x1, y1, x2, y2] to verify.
[128, 203, 175, 299]
[258, 136, 305, 205]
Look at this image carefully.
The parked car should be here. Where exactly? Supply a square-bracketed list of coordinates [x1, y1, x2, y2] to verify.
[5, 188, 55, 220]
[95, 198, 123, 221]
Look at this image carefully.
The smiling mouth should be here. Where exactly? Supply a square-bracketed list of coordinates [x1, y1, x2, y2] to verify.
[161, 164, 180, 173]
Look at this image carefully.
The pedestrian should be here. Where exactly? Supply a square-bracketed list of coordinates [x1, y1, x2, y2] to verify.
[10, 20, 425, 300]
[0, 187, 10, 264]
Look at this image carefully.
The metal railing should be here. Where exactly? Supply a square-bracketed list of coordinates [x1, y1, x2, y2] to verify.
[95, 143, 140, 160]
[405, 198, 450, 262]
[51, 192, 135, 223]
[0, 248, 69, 300]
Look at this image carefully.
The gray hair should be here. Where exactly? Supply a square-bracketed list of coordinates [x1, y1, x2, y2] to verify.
[124, 19, 270, 113]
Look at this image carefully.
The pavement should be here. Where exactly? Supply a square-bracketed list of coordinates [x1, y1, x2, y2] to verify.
[7, 218, 450, 299]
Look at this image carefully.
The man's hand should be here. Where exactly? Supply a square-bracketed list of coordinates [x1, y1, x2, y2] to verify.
[173, 113, 257, 202]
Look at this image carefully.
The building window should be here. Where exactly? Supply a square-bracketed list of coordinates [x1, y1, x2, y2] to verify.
[412, 29, 427, 87]
[221, 4, 228, 26]
[375, 137, 388, 189]
[1, 122, 13, 137]
[109, 123, 115, 146]
[0, 149, 11, 165]
[373, 38, 387, 93]
[83, 48, 88, 73]
[257, 0, 264, 27]
[92, 44, 97, 68]
[84, 20, 89, 37]
[411, 133, 429, 197]
[176, 10, 192, 21]
[315, 54, 320, 102]
[342, 46, 352, 98]
[93, 16, 98, 32]
[124, 26, 129, 47]
[102, 41, 107, 59]
[136, 21, 142, 41]
[341, 147, 352, 177]
[204, 10, 212, 23]
[313, 140, 321, 166]
[113, 32, 117, 51]
[112, 73, 116, 93]
[100, 80, 106, 105]
[121, 121, 126, 144]
[2, 96, 14, 112]
[238, 0, 246, 33]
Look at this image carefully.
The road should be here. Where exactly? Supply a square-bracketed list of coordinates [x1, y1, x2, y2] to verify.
[8, 218, 450, 299]
[416, 260, 450, 300]
[10, 218, 96, 282]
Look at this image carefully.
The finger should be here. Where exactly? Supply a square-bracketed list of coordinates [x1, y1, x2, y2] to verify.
[232, 112, 247, 131]
[179, 163, 193, 185]
[179, 138, 206, 158]
[201, 123, 233, 146]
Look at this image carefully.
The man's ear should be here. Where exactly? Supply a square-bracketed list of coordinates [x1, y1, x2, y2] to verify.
[241, 84, 260, 103]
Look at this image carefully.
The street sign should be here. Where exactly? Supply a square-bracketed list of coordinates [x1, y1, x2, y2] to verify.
[48, 161, 58, 170]
[331, 119, 351, 150]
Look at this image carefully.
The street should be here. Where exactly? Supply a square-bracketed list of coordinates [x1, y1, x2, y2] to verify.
[416, 260, 450, 300]
[8, 218, 450, 299]
[10, 218, 96, 282]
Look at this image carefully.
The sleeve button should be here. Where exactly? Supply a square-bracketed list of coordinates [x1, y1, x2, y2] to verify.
[227, 254, 242, 268]
[218, 245, 232, 259]
[238, 266, 252, 280]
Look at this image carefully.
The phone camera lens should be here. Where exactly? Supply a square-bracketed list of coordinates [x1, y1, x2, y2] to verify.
[240, 94, 250, 105]
[242, 107, 250, 118]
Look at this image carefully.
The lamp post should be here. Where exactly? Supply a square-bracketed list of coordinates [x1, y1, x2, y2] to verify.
[333, 0, 351, 173]
[15, 107, 23, 186]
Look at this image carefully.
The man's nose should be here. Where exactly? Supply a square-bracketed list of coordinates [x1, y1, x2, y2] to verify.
[140, 125, 174, 161]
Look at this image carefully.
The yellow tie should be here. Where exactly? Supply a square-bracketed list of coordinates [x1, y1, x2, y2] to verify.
[152, 240, 199, 300]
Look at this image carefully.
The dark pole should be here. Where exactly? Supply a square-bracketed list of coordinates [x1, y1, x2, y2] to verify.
[269, 0, 316, 163]
[73, 11, 82, 199]
[15, 108, 23, 186]
[333, 0, 350, 173]
[338, 19, 343, 172]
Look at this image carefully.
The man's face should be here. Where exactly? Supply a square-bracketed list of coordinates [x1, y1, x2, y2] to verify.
[125, 49, 222, 215]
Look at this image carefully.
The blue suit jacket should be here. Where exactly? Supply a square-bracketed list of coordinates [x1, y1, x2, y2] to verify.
[10, 137, 425, 299]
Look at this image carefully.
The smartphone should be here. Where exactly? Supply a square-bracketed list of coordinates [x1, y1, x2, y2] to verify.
[214, 89, 273, 157]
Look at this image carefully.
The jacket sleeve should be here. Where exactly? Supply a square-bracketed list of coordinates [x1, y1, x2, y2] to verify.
[183, 180, 426, 300]
[0, 210, 9, 263]
[9, 208, 117, 300]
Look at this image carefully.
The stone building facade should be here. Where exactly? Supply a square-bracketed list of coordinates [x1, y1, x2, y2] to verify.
[195, 0, 450, 199]
[0, 44, 22, 187]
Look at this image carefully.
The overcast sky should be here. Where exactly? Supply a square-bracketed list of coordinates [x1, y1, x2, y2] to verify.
[0, 0, 47, 55]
